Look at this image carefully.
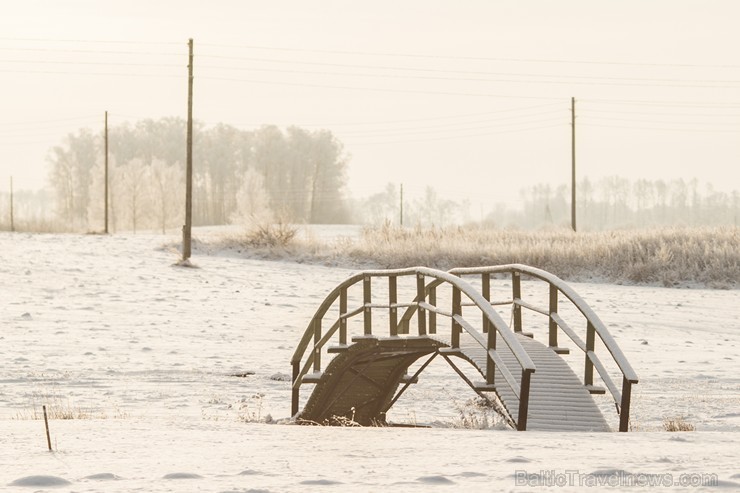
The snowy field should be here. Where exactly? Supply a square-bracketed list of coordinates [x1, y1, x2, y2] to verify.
[1, 230, 739, 492]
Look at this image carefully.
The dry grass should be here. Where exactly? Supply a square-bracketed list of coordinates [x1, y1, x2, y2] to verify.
[663, 417, 696, 432]
[13, 387, 128, 421]
[347, 224, 739, 286]
[450, 396, 511, 430]
[206, 224, 739, 287]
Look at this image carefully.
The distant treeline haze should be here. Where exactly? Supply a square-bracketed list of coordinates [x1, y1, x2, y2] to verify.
[357, 179, 738, 230]
[44, 118, 351, 232]
[511, 178, 739, 230]
[0, 117, 738, 232]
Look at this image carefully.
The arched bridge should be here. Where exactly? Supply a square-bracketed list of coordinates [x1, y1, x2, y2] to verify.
[290, 265, 638, 431]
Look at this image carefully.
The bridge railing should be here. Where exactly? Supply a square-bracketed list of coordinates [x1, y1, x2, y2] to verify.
[448, 264, 639, 432]
[291, 266, 537, 429]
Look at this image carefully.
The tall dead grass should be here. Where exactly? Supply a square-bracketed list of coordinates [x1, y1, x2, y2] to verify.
[339, 225, 739, 287]
[208, 224, 739, 287]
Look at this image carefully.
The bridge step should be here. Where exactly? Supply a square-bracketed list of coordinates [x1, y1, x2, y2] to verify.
[328, 344, 350, 354]
[550, 346, 571, 355]
[302, 371, 324, 384]
[585, 385, 607, 395]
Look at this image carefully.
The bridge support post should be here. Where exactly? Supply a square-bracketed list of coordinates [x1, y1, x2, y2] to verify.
[619, 376, 633, 432]
[363, 276, 372, 335]
[482, 274, 491, 334]
[428, 286, 437, 334]
[339, 288, 347, 345]
[452, 287, 461, 348]
[585, 321, 595, 386]
[389, 276, 398, 336]
[517, 369, 533, 431]
[416, 274, 427, 335]
[512, 272, 522, 333]
[291, 361, 300, 417]
[313, 319, 322, 372]
[548, 285, 559, 348]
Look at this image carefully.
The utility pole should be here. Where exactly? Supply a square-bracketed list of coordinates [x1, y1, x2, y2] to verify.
[104, 111, 109, 234]
[571, 96, 577, 232]
[182, 38, 194, 261]
[9, 176, 14, 232]
[400, 183, 404, 227]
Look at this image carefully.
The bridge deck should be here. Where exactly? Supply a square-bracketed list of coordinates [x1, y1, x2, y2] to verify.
[298, 334, 610, 431]
[454, 333, 610, 432]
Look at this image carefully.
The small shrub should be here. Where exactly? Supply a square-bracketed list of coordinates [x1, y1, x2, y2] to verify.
[242, 221, 297, 248]
[663, 417, 695, 432]
[237, 393, 265, 422]
[451, 396, 511, 430]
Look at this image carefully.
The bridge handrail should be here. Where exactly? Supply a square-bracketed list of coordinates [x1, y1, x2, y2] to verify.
[449, 264, 638, 383]
[291, 266, 535, 371]
[449, 264, 639, 432]
[291, 266, 536, 428]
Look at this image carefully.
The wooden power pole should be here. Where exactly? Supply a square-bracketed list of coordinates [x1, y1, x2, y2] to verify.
[182, 38, 194, 261]
[104, 111, 109, 234]
[571, 97, 577, 232]
[9, 176, 14, 232]
[400, 183, 404, 227]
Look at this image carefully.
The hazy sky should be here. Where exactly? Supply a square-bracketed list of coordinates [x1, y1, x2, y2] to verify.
[1, 1, 739, 213]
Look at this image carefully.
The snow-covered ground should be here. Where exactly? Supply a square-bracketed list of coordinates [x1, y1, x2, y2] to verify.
[1, 231, 738, 492]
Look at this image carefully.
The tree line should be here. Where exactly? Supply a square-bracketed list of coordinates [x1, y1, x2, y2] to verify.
[356, 178, 739, 231]
[503, 177, 739, 230]
[45, 118, 351, 232]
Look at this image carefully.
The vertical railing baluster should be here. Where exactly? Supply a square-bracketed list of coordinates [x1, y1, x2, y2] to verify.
[482, 273, 496, 384]
[549, 284, 558, 348]
[512, 271, 522, 332]
[339, 287, 347, 345]
[517, 369, 532, 431]
[290, 361, 301, 416]
[429, 286, 437, 334]
[389, 275, 398, 336]
[363, 276, 372, 336]
[291, 361, 300, 417]
[416, 273, 427, 336]
[585, 321, 595, 386]
[452, 286, 461, 348]
[313, 318, 321, 372]
[486, 322, 497, 385]
[482, 273, 491, 334]
[619, 376, 633, 432]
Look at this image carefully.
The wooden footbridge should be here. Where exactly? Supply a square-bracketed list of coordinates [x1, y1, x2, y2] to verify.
[291, 265, 638, 431]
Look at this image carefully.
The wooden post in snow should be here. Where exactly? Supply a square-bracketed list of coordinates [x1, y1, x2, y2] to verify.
[104, 111, 109, 234]
[9, 176, 14, 232]
[182, 38, 194, 261]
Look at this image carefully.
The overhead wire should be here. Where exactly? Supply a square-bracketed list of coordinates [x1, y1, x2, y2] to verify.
[2, 37, 740, 150]
[198, 42, 740, 70]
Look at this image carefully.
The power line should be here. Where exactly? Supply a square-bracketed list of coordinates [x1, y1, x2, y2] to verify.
[350, 123, 564, 146]
[580, 115, 740, 128]
[197, 61, 740, 89]
[580, 122, 740, 133]
[0, 46, 182, 57]
[199, 42, 740, 70]
[200, 75, 563, 101]
[0, 58, 183, 68]
[337, 116, 565, 138]
[0, 68, 181, 78]
[0, 114, 99, 127]
[0, 36, 182, 45]
[582, 97, 740, 108]
[202, 102, 564, 128]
